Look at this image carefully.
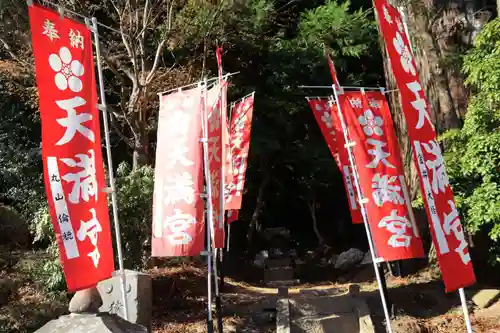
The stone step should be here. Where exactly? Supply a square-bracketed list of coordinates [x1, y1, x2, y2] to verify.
[266, 279, 301, 288]
[264, 267, 294, 282]
[266, 258, 292, 268]
[290, 295, 356, 316]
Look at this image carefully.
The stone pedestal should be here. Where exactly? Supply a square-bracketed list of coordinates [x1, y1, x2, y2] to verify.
[97, 269, 152, 332]
[34, 313, 147, 333]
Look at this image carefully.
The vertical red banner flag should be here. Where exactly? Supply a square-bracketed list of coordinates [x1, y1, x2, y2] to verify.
[207, 83, 226, 248]
[152, 87, 205, 257]
[28, 4, 114, 291]
[227, 209, 239, 224]
[306, 98, 363, 224]
[374, 0, 475, 291]
[339, 91, 425, 261]
[226, 93, 255, 211]
[324, 46, 341, 92]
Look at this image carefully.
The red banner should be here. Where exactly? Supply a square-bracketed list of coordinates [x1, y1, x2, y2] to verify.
[227, 209, 239, 224]
[307, 98, 363, 224]
[324, 46, 341, 92]
[28, 4, 114, 291]
[151, 87, 205, 257]
[374, 0, 475, 291]
[206, 83, 227, 248]
[226, 93, 255, 210]
[339, 91, 425, 261]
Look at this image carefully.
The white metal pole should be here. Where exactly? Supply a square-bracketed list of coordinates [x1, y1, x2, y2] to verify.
[330, 86, 393, 333]
[201, 79, 214, 332]
[459, 288, 474, 333]
[226, 223, 231, 252]
[397, 6, 414, 54]
[90, 17, 129, 321]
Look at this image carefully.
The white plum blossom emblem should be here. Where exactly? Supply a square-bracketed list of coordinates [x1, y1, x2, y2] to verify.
[396, 18, 404, 33]
[383, 6, 393, 24]
[49, 47, 84, 92]
[393, 32, 416, 76]
[321, 112, 333, 129]
[358, 109, 383, 136]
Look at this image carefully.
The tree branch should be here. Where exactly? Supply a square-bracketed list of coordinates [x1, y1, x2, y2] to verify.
[145, 39, 168, 85]
[0, 37, 30, 68]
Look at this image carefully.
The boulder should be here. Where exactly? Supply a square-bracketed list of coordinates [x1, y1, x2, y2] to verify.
[334, 248, 364, 271]
[68, 287, 102, 314]
[360, 251, 373, 265]
[328, 254, 339, 265]
[253, 250, 268, 268]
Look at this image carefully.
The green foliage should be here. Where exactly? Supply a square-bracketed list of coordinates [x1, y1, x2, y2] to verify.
[30, 206, 67, 292]
[114, 163, 155, 270]
[28, 163, 155, 292]
[444, 18, 500, 264]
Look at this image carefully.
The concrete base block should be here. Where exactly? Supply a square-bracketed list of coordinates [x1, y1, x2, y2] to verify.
[97, 269, 152, 332]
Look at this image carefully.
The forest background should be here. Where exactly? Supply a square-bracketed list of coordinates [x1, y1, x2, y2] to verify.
[0, 0, 499, 295]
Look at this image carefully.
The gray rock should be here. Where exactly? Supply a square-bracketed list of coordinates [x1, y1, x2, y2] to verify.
[270, 248, 284, 257]
[335, 248, 365, 271]
[360, 251, 373, 265]
[68, 288, 102, 314]
[34, 313, 147, 333]
[252, 250, 268, 268]
[97, 270, 152, 332]
[262, 227, 291, 240]
[328, 254, 339, 265]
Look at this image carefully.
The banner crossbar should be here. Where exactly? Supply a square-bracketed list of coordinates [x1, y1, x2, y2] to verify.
[299, 85, 385, 91]
[157, 72, 240, 96]
[29, 0, 125, 35]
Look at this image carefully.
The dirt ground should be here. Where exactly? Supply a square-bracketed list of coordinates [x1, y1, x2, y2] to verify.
[2, 251, 500, 333]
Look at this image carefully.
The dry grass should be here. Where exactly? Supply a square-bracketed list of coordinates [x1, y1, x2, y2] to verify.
[0, 270, 66, 333]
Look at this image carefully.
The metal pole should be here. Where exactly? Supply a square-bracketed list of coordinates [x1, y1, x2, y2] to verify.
[330, 86, 393, 333]
[91, 17, 129, 321]
[201, 79, 214, 333]
[398, 6, 414, 54]
[299, 85, 385, 90]
[459, 288, 474, 333]
[214, 72, 226, 333]
[214, 248, 223, 333]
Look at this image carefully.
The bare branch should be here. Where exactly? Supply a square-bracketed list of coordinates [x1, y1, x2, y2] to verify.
[145, 39, 168, 85]
[0, 37, 30, 68]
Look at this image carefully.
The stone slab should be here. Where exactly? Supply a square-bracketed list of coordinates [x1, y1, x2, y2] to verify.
[35, 313, 147, 333]
[97, 269, 152, 332]
[266, 279, 301, 288]
[471, 289, 500, 309]
[277, 298, 291, 333]
[290, 295, 356, 316]
[266, 258, 292, 268]
[264, 267, 294, 281]
[291, 313, 359, 333]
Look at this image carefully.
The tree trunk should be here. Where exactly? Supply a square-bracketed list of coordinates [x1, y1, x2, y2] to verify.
[308, 196, 324, 246]
[246, 169, 271, 251]
[378, 1, 490, 197]
[132, 137, 150, 170]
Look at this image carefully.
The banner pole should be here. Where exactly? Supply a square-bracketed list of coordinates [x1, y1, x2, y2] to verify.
[459, 288, 474, 333]
[201, 78, 215, 333]
[330, 86, 393, 333]
[91, 17, 129, 321]
[215, 54, 226, 333]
